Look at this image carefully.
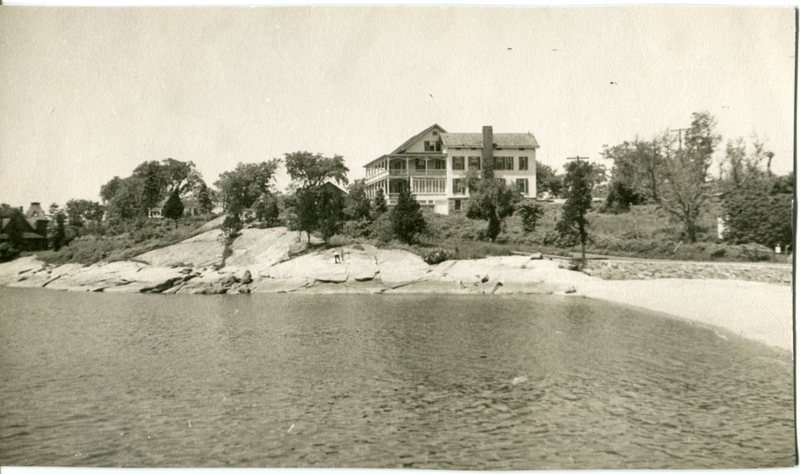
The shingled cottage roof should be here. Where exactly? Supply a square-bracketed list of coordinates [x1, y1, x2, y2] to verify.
[440, 132, 540, 149]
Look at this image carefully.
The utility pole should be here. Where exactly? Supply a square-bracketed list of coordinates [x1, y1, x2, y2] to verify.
[669, 128, 689, 150]
[566, 155, 589, 163]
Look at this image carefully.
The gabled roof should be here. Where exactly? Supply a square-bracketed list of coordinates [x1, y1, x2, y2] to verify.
[441, 132, 540, 149]
[389, 123, 447, 155]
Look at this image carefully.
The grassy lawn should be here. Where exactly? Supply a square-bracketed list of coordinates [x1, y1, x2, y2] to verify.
[377, 201, 777, 263]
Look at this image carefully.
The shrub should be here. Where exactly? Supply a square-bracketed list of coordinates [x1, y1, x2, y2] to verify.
[341, 218, 372, 239]
[0, 243, 20, 262]
[517, 201, 545, 232]
[368, 213, 394, 243]
[390, 187, 426, 244]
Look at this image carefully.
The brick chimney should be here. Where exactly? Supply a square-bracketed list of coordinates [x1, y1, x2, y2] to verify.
[482, 125, 494, 179]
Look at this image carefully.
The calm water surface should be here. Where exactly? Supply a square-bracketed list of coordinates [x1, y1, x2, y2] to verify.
[0, 288, 794, 468]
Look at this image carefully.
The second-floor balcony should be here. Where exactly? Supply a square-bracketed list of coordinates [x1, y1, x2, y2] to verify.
[388, 168, 446, 177]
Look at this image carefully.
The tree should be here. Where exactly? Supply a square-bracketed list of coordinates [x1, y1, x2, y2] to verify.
[105, 176, 146, 221]
[284, 151, 349, 188]
[316, 186, 346, 243]
[556, 160, 595, 266]
[659, 113, 720, 243]
[48, 211, 67, 251]
[254, 193, 280, 227]
[65, 199, 105, 227]
[285, 152, 350, 243]
[390, 187, 426, 244]
[684, 111, 721, 176]
[100, 176, 123, 203]
[160, 158, 202, 196]
[466, 178, 518, 241]
[722, 171, 792, 249]
[162, 189, 185, 228]
[536, 162, 563, 198]
[292, 187, 319, 243]
[373, 188, 388, 215]
[195, 182, 215, 215]
[133, 160, 167, 212]
[215, 160, 281, 219]
[517, 201, 545, 233]
[346, 180, 372, 221]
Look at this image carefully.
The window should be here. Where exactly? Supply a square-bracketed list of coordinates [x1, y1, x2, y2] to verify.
[453, 199, 462, 211]
[518, 156, 528, 171]
[415, 159, 426, 170]
[433, 159, 446, 170]
[452, 178, 466, 195]
[452, 156, 465, 170]
[424, 141, 442, 152]
[468, 156, 481, 170]
[516, 178, 529, 195]
[494, 156, 513, 171]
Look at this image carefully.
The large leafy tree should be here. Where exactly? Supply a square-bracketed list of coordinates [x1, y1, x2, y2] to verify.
[390, 186, 426, 244]
[536, 162, 563, 198]
[316, 186, 346, 243]
[65, 199, 105, 227]
[284, 151, 349, 188]
[285, 151, 350, 241]
[556, 160, 595, 265]
[133, 161, 167, 212]
[254, 193, 280, 227]
[215, 160, 281, 219]
[105, 176, 146, 221]
[660, 112, 720, 243]
[723, 172, 793, 249]
[466, 178, 518, 241]
[346, 179, 372, 221]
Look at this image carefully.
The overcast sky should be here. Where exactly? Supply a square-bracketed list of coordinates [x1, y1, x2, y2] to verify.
[0, 6, 795, 206]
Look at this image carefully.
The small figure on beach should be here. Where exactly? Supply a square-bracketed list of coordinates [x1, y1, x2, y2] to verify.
[333, 249, 342, 264]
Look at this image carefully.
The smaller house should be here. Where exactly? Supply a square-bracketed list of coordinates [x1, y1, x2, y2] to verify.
[1, 209, 48, 250]
[148, 194, 212, 219]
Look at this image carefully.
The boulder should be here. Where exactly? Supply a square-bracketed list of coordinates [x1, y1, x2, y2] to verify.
[240, 270, 253, 285]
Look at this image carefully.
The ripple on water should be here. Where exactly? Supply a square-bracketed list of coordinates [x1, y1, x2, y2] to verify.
[0, 289, 794, 468]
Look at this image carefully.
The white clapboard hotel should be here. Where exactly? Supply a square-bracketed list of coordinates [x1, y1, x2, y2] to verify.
[364, 124, 539, 215]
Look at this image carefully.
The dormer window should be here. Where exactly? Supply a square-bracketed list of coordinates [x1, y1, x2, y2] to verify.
[424, 141, 442, 152]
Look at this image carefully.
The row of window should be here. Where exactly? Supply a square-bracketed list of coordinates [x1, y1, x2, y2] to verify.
[452, 178, 529, 195]
[451, 156, 529, 171]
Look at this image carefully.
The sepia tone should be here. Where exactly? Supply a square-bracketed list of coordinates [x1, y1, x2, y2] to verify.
[0, 5, 795, 469]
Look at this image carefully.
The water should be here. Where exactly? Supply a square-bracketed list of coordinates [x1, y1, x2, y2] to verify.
[0, 288, 794, 468]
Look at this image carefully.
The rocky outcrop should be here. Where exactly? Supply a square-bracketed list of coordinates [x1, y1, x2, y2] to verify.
[0, 226, 792, 299]
[224, 228, 319, 276]
[136, 229, 226, 268]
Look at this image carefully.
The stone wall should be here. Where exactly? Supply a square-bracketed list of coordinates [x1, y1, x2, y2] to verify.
[583, 259, 792, 285]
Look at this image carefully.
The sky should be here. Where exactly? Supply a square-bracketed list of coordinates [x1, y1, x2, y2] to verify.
[0, 5, 795, 206]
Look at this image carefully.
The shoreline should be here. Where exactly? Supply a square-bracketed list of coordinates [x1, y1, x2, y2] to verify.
[0, 227, 792, 353]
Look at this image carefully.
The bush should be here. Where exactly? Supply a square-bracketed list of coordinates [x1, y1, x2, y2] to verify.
[0, 243, 20, 262]
[368, 213, 394, 243]
[517, 201, 545, 232]
[341, 218, 372, 239]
